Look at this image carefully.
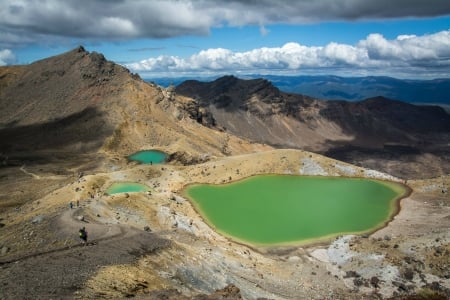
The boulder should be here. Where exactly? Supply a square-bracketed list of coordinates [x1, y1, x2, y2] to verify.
[1, 246, 9, 255]
[31, 215, 44, 224]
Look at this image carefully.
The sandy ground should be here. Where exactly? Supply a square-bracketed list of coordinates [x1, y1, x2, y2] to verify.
[0, 149, 449, 299]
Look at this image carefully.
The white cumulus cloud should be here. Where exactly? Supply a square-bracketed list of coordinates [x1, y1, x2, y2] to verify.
[0, 49, 15, 65]
[127, 30, 450, 78]
[359, 30, 450, 64]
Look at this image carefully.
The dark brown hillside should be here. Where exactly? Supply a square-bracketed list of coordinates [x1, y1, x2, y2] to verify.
[0, 47, 138, 210]
[0, 107, 111, 153]
[0, 46, 132, 156]
[0, 46, 130, 126]
[0, 48, 269, 208]
[177, 75, 310, 113]
[0, 47, 254, 157]
[176, 76, 450, 178]
[320, 96, 450, 145]
[346, 96, 448, 133]
[179, 75, 283, 110]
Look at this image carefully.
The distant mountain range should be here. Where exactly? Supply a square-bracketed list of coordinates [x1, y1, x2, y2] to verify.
[146, 75, 450, 105]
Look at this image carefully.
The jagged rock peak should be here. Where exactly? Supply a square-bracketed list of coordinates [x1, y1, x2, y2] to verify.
[211, 75, 276, 90]
[28, 46, 113, 71]
[176, 75, 282, 103]
[76, 45, 86, 53]
[212, 75, 240, 85]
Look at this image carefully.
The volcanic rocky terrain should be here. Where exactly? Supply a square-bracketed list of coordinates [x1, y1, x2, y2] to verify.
[0, 47, 448, 299]
[175, 76, 450, 179]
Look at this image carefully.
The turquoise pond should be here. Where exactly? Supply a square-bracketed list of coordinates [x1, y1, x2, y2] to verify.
[183, 175, 408, 246]
[128, 150, 167, 164]
[105, 182, 150, 195]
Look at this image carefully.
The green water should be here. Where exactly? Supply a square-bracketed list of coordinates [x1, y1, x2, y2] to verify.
[128, 150, 167, 164]
[106, 182, 150, 195]
[184, 175, 407, 246]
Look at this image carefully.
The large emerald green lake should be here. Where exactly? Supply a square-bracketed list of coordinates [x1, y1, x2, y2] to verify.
[183, 175, 408, 246]
[106, 182, 150, 195]
[128, 150, 167, 164]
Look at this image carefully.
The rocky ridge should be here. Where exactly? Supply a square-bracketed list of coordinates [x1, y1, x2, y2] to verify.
[176, 76, 450, 179]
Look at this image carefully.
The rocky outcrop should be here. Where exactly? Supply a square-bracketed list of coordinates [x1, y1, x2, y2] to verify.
[176, 76, 450, 148]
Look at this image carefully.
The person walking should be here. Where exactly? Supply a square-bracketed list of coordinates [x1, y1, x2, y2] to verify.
[79, 227, 88, 244]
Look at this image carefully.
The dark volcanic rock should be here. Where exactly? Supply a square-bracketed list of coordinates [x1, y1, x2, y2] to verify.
[175, 76, 450, 178]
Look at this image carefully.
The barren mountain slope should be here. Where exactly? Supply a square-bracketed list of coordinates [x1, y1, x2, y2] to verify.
[0, 47, 258, 156]
[176, 76, 450, 178]
[0, 47, 271, 209]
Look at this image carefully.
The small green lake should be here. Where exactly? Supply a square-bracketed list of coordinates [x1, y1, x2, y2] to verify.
[106, 182, 150, 195]
[183, 175, 408, 246]
[128, 150, 167, 164]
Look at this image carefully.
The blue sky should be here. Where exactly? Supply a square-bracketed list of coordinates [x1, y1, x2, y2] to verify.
[1, 0, 450, 79]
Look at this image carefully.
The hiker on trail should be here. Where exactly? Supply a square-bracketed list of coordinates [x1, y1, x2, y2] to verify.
[69, 202, 73, 209]
[79, 227, 88, 244]
[76, 200, 79, 207]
